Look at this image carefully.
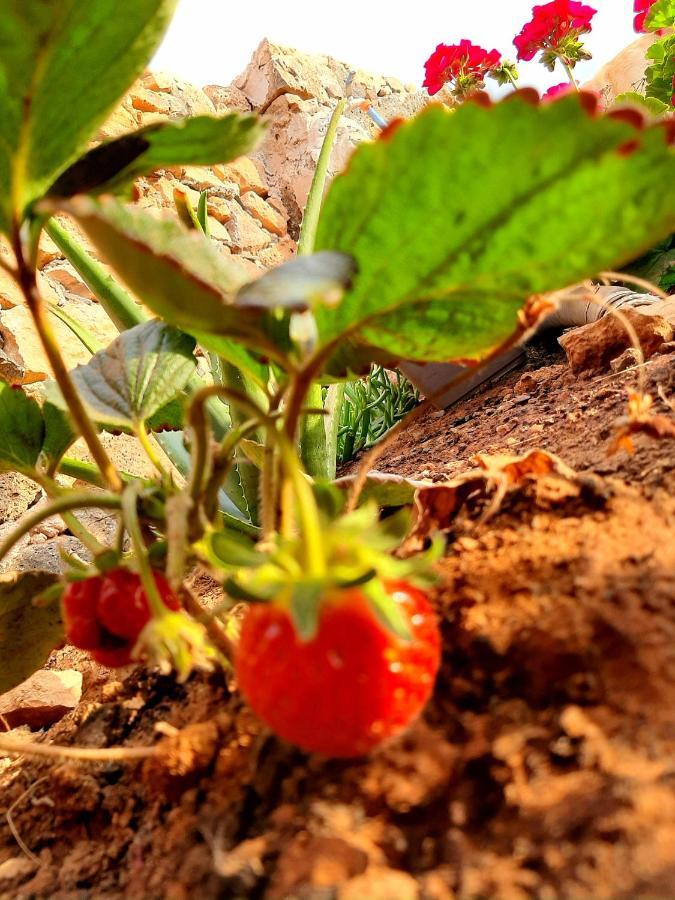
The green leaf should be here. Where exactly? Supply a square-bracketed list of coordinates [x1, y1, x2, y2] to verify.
[332, 472, 428, 508]
[64, 320, 196, 429]
[0, 0, 178, 232]
[0, 382, 44, 473]
[47, 197, 288, 361]
[236, 252, 356, 310]
[646, 35, 675, 107]
[47, 113, 265, 198]
[315, 96, 675, 374]
[614, 92, 669, 117]
[624, 235, 674, 292]
[41, 398, 77, 469]
[201, 528, 263, 570]
[197, 191, 210, 237]
[0, 571, 64, 693]
[191, 332, 271, 391]
[646, 0, 675, 30]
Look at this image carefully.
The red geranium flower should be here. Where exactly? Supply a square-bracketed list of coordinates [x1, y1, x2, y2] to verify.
[634, 0, 657, 32]
[543, 82, 573, 100]
[423, 39, 502, 98]
[514, 0, 597, 68]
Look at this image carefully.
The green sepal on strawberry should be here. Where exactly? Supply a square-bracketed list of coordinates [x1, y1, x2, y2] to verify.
[214, 504, 440, 641]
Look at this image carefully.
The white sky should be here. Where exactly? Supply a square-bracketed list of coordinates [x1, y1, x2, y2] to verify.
[152, 0, 637, 93]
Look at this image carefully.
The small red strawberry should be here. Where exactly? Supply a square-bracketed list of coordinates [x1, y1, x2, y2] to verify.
[62, 569, 180, 667]
[235, 580, 440, 758]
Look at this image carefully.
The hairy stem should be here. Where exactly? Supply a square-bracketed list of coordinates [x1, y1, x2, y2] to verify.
[560, 58, 579, 91]
[12, 231, 122, 492]
[121, 485, 167, 619]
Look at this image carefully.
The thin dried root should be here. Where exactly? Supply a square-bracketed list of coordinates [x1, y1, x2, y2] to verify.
[6, 776, 49, 863]
[0, 735, 158, 763]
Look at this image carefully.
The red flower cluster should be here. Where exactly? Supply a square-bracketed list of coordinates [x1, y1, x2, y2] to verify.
[514, 0, 597, 62]
[423, 40, 502, 97]
[634, 0, 657, 32]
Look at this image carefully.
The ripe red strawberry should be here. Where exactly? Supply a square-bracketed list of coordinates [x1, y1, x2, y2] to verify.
[62, 569, 180, 667]
[235, 580, 441, 758]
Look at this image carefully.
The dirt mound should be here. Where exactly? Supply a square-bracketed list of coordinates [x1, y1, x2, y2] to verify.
[1, 341, 674, 899]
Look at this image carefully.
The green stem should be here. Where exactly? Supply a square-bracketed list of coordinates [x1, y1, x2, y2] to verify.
[0, 493, 121, 563]
[121, 485, 166, 618]
[13, 230, 122, 493]
[136, 421, 166, 476]
[278, 436, 326, 578]
[300, 382, 330, 479]
[45, 218, 146, 331]
[297, 96, 349, 256]
[296, 97, 349, 479]
[560, 57, 579, 91]
[58, 456, 138, 488]
[506, 71, 519, 91]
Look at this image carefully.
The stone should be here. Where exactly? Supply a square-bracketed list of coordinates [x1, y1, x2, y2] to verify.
[44, 261, 96, 299]
[203, 83, 251, 113]
[140, 72, 215, 116]
[240, 191, 287, 236]
[0, 857, 36, 884]
[97, 103, 138, 140]
[234, 39, 343, 109]
[610, 347, 643, 373]
[0, 669, 82, 729]
[225, 203, 272, 253]
[0, 474, 41, 525]
[216, 157, 268, 196]
[0, 260, 22, 309]
[339, 868, 420, 900]
[559, 309, 673, 375]
[131, 86, 172, 115]
[0, 295, 118, 373]
[179, 166, 238, 196]
[206, 195, 234, 224]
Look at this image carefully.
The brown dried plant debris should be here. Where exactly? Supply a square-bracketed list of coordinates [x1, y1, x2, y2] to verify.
[405, 448, 607, 550]
[611, 391, 675, 454]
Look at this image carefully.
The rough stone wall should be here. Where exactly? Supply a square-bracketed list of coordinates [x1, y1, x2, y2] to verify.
[0, 40, 426, 381]
[0, 41, 427, 550]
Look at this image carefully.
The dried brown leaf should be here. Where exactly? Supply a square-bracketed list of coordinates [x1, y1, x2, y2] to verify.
[406, 449, 584, 550]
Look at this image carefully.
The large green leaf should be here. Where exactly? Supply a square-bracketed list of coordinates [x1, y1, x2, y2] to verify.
[64, 320, 196, 430]
[314, 94, 675, 374]
[0, 0, 177, 232]
[48, 197, 288, 360]
[0, 572, 63, 694]
[0, 382, 45, 474]
[48, 113, 266, 198]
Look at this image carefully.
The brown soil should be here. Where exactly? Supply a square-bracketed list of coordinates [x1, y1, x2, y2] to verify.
[1, 339, 675, 900]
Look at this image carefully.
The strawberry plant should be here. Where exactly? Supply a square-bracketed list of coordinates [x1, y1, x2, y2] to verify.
[0, 0, 673, 757]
